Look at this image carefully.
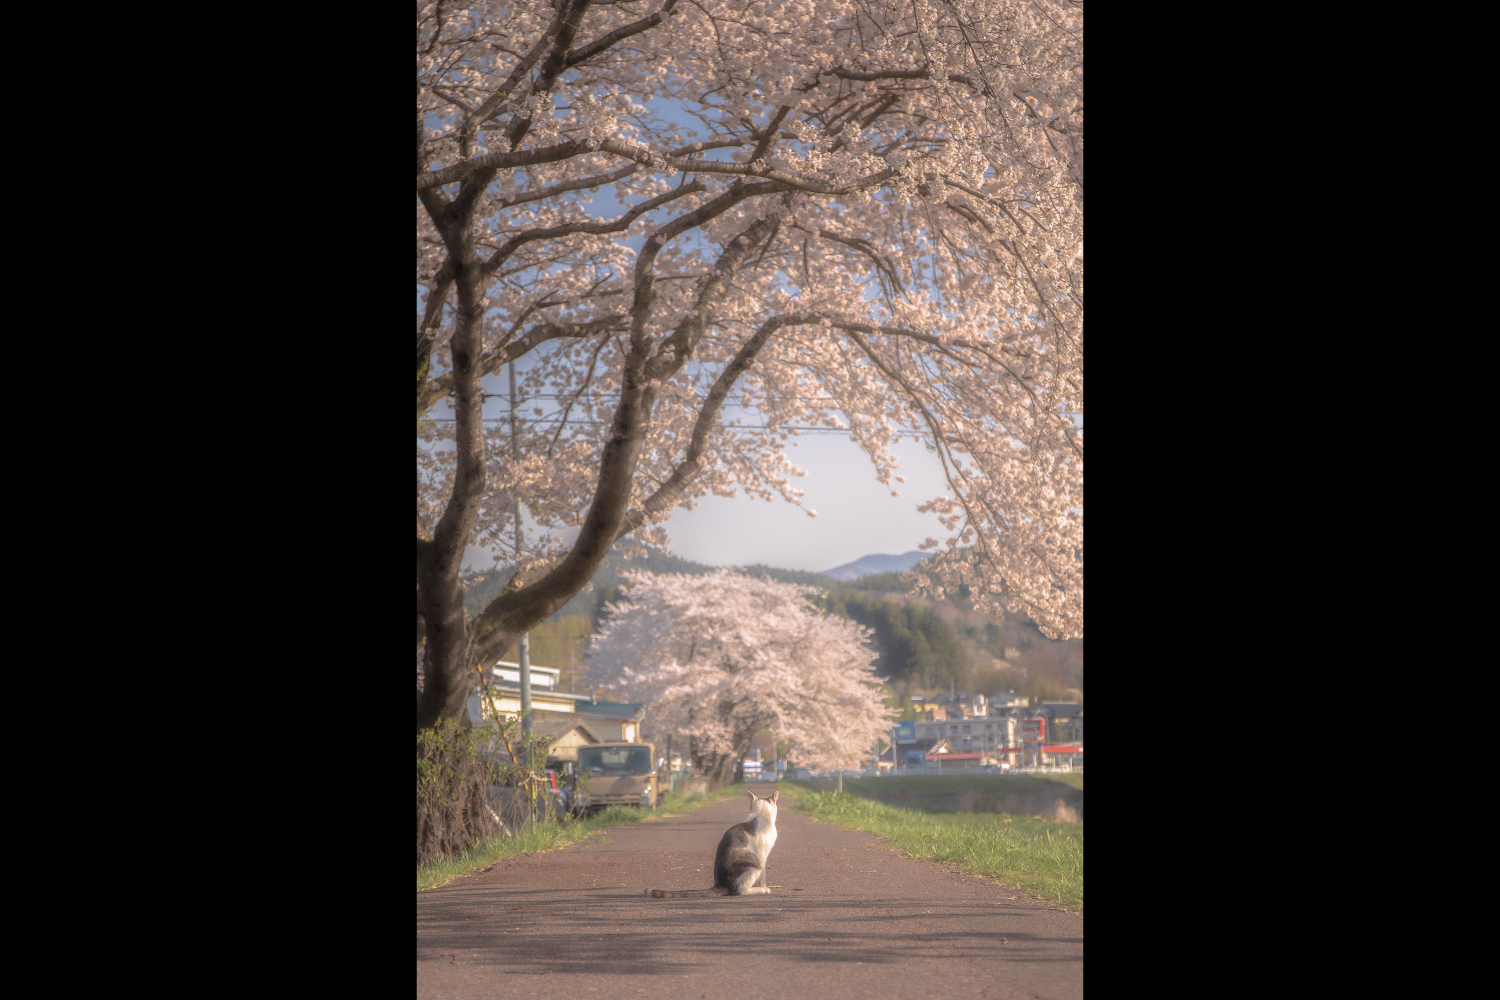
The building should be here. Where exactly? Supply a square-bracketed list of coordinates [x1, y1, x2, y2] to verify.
[1038, 702, 1084, 744]
[909, 694, 948, 721]
[882, 737, 944, 770]
[469, 661, 647, 743]
[988, 689, 1028, 709]
[1036, 702, 1083, 768]
[530, 718, 603, 767]
[935, 690, 988, 719]
[564, 698, 647, 743]
[912, 714, 1013, 756]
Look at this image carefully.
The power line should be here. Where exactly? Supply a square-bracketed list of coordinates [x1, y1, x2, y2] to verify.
[422, 418, 884, 432]
[479, 393, 849, 402]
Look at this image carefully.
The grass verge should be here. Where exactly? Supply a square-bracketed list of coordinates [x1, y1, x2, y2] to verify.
[417, 786, 744, 893]
[778, 783, 1083, 909]
[792, 773, 1083, 816]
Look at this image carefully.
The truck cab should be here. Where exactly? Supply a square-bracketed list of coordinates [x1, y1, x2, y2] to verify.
[574, 741, 658, 814]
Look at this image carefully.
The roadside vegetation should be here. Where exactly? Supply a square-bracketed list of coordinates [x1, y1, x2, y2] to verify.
[779, 782, 1083, 909]
[417, 786, 744, 893]
[794, 773, 1083, 813]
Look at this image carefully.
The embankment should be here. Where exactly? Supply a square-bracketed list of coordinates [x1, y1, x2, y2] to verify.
[791, 774, 1083, 824]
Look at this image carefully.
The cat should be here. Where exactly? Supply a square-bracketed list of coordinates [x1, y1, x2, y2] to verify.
[644, 790, 779, 898]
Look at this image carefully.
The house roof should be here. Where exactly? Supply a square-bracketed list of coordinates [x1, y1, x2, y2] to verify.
[895, 738, 942, 753]
[1040, 702, 1083, 718]
[528, 718, 603, 745]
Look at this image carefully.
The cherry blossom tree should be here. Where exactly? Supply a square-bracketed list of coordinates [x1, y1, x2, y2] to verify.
[777, 662, 891, 793]
[586, 569, 895, 787]
[416, 0, 1084, 736]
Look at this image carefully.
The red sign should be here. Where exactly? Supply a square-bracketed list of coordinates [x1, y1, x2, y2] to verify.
[1042, 745, 1083, 754]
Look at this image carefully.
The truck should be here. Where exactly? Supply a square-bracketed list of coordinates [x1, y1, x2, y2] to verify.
[573, 741, 659, 815]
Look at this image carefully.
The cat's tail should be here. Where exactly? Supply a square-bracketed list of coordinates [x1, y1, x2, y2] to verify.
[643, 886, 729, 898]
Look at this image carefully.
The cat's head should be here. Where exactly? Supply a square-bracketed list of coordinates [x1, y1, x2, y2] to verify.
[746, 789, 779, 823]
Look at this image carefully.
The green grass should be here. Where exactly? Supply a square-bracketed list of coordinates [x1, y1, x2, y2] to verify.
[779, 783, 1083, 909]
[792, 773, 1083, 820]
[417, 786, 744, 892]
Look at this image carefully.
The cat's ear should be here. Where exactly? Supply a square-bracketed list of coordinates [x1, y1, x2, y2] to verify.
[771, 790, 780, 803]
[747, 790, 756, 804]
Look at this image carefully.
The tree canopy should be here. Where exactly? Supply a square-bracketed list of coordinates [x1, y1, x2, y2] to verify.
[416, 0, 1083, 731]
[587, 570, 894, 784]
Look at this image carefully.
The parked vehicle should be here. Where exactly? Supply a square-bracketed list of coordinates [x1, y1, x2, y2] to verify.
[573, 742, 658, 815]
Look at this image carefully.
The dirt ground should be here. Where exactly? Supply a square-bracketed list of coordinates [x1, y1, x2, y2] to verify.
[417, 792, 1083, 999]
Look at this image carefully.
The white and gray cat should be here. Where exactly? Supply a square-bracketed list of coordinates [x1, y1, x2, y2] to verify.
[644, 790, 779, 898]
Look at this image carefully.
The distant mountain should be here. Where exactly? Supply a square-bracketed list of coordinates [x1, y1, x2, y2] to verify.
[821, 551, 929, 581]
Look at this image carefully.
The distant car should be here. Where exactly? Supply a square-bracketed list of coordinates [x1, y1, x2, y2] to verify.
[574, 742, 658, 814]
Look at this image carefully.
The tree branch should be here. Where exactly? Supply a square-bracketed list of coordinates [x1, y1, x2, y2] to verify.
[465, 309, 658, 666]
[507, 0, 595, 149]
[644, 211, 781, 382]
[418, 134, 897, 196]
[626, 179, 784, 344]
[419, 315, 629, 414]
[455, 5, 567, 152]
[565, 0, 679, 66]
[748, 105, 793, 163]
[481, 181, 704, 277]
[416, 138, 595, 191]
[617, 311, 824, 541]
[807, 227, 905, 295]
[493, 139, 746, 211]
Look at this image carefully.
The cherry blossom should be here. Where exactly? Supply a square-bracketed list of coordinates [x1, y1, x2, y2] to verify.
[586, 569, 895, 786]
[416, 0, 1083, 732]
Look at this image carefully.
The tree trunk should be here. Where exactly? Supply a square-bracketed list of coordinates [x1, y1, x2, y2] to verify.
[693, 750, 739, 790]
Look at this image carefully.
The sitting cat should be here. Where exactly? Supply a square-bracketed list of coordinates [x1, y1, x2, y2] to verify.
[644, 790, 779, 897]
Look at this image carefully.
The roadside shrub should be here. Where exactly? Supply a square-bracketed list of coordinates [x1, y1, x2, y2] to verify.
[417, 714, 562, 866]
[417, 719, 495, 866]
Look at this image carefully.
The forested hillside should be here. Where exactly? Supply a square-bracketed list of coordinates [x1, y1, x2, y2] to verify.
[459, 546, 1080, 704]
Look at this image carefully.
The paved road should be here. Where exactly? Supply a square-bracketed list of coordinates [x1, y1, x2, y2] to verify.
[417, 793, 1082, 999]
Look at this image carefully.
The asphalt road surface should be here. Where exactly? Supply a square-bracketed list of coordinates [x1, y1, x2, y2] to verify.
[417, 793, 1082, 999]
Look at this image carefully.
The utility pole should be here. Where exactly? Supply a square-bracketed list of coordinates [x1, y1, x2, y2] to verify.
[509, 362, 532, 742]
[510, 363, 533, 828]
